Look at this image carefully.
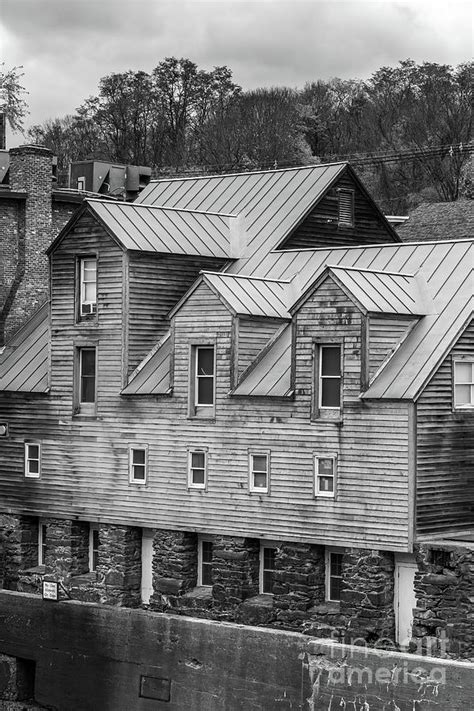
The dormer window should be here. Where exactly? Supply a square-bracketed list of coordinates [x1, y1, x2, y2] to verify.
[319, 345, 342, 408]
[79, 257, 97, 318]
[453, 359, 474, 409]
[190, 345, 216, 417]
[338, 189, 354, 227]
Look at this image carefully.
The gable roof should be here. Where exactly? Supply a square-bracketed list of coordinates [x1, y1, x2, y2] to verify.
[137, 163, 399, 260]
[229, 238, 473, 400]
[233, 324, 292, 397]
[47, 200, 241, 259]
[0, 303, 49, 393]
[397, 201, 473, 243]
[122, 335, 171, 395]
[307, 265, 433, 316]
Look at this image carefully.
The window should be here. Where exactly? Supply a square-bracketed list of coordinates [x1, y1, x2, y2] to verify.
[77, 176, 86, 191]
[79, 347, 96, 404]
[193, 346, 215, 409]
[249, 452, 269, 493]
[25, 442, 41, 478]
[326, 550, 344, 601]
[129, 446, 147, 484]
[338, 189, 354, 226]
[79, 257, 97, 317]
[38, 521, 47, 566]
[198, 538, 213, 586]
[188, 449, 207, 489]
[260, 545, 277, 594]
[453, 359, 474, 409]
[315, 456, 336, 498]
[89, 525, 99, 572]
[319, 345, 341, 408]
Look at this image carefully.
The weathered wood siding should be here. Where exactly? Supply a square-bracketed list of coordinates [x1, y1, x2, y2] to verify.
[237, 317, 282, 378]
[127, 252, 227, 374]
[416, 319, 474, 535]
[0, 259, 412, 552]
[281, 171, 397, 249]
[368, 315, 415, 380]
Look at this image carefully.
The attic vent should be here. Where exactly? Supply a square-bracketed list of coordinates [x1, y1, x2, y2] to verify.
[338, 189, 354, 227]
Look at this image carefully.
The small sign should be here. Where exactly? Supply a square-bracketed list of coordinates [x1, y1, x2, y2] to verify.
[0, 423, 8, 437]
[42, 581, 59, 601]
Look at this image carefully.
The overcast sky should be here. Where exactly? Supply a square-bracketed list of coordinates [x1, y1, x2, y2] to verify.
[1, 0, 472, 147]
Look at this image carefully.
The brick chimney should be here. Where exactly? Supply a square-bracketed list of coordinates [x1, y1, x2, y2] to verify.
[0, 145, 53, 343]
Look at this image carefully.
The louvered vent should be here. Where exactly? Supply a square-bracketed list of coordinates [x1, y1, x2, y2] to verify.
[338, 190, 354, 226]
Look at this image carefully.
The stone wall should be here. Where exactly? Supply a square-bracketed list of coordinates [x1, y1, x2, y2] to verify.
[412, 544, 474, 661]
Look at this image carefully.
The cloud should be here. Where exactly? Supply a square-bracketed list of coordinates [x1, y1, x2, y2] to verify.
[1, 0, 472, 145]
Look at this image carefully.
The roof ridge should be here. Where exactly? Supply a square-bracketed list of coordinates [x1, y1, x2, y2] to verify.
[273, 237, 474, 253]
[326, 264, 415, 277]
[146, 162, 348, 185]
[87, 198, 237, 218]
[200, 271, 290, 284]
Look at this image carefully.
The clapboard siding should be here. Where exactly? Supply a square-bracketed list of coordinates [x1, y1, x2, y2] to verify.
[237, 317, 282, 377]
[416, 319, 474, 535]
[368, 315, 415, 379]
[281, 172, 396, 249]
[127, 252, 227, 374]
[0, 270, 411, 552]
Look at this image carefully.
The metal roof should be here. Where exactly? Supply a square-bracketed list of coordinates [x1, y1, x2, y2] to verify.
[0, 304, 49, 393]
[53, 200, 240, 259]
[203, 272, 290, 318]
[122, 336, 171, 395]
[321, 265, 433, 316]
[233, 325, 292, 397]
[231, 239, 473, 400]
[136, 163, 351, 259]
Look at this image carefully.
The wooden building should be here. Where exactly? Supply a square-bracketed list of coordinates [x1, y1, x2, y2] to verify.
[0, 162, 473, 658]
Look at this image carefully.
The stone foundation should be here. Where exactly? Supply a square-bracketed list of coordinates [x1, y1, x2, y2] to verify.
[1, 516, 473, 660]
[412, 544, 474, 660]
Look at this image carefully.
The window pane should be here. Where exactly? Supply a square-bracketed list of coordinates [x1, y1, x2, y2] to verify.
[81, 349, 96, 376]
[253, 472, 267, 488]
[192, 468, 205, 484]
[192, 452, 205, 469]
[28, 459, 39, 474]
[321, 347, 341, 376]
[252, 455, 267, 472]
[263, 547, 276, 569]
[331, 553, 343, 576]
[197, 377, 214, 405]
[263, 570, 274, 594]
[455, 362, 473, 383]
[133, 465, 146, 480]
[202, 541, 213, 563]
[84, 282, 96, 302]
[81, 376, 95, 403]
[28, 444, 39, 459]
[318, 459, 333, 475]
[455, 384, 472, 405]
[330, 574, 342, 601]
[321, 378, 340, 407]
[133, 449, 146, 465]
[319, 475, 333, 492]
[197, 348, 214, 376]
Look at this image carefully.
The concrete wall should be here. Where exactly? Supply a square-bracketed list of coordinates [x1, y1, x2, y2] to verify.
[0, 590, 472, 711]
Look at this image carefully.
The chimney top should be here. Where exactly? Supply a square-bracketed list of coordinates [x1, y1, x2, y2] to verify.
[10, 144, 53, 157]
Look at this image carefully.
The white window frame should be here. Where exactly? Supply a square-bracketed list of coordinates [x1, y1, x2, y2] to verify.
[79, 257, 97, 317]
[197, 536, 213, 587]
[78, 346, 97, 407]
[314, 455, 337, 498]
[188, 448, 208, 489]
[77, 176, 86, 191]
[38, 520, 47, 566]
[194, 345, 215, 408]
[325, 548, 344, 602]
[249, 451, 270, 494]
[318, 344, 342, 409]
[259, 542, 278, 595]
[25, 442, 41, 478]
[89, 524, 99, 572]
[453, 358, 474, 409]
[337, 188, 354, 227]
[129, 445, 148, 484]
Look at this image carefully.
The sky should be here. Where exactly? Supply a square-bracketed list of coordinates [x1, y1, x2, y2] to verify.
[1, 0, 472, 147]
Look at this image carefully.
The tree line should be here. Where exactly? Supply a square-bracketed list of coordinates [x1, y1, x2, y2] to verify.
[4, 57, 473, 212]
